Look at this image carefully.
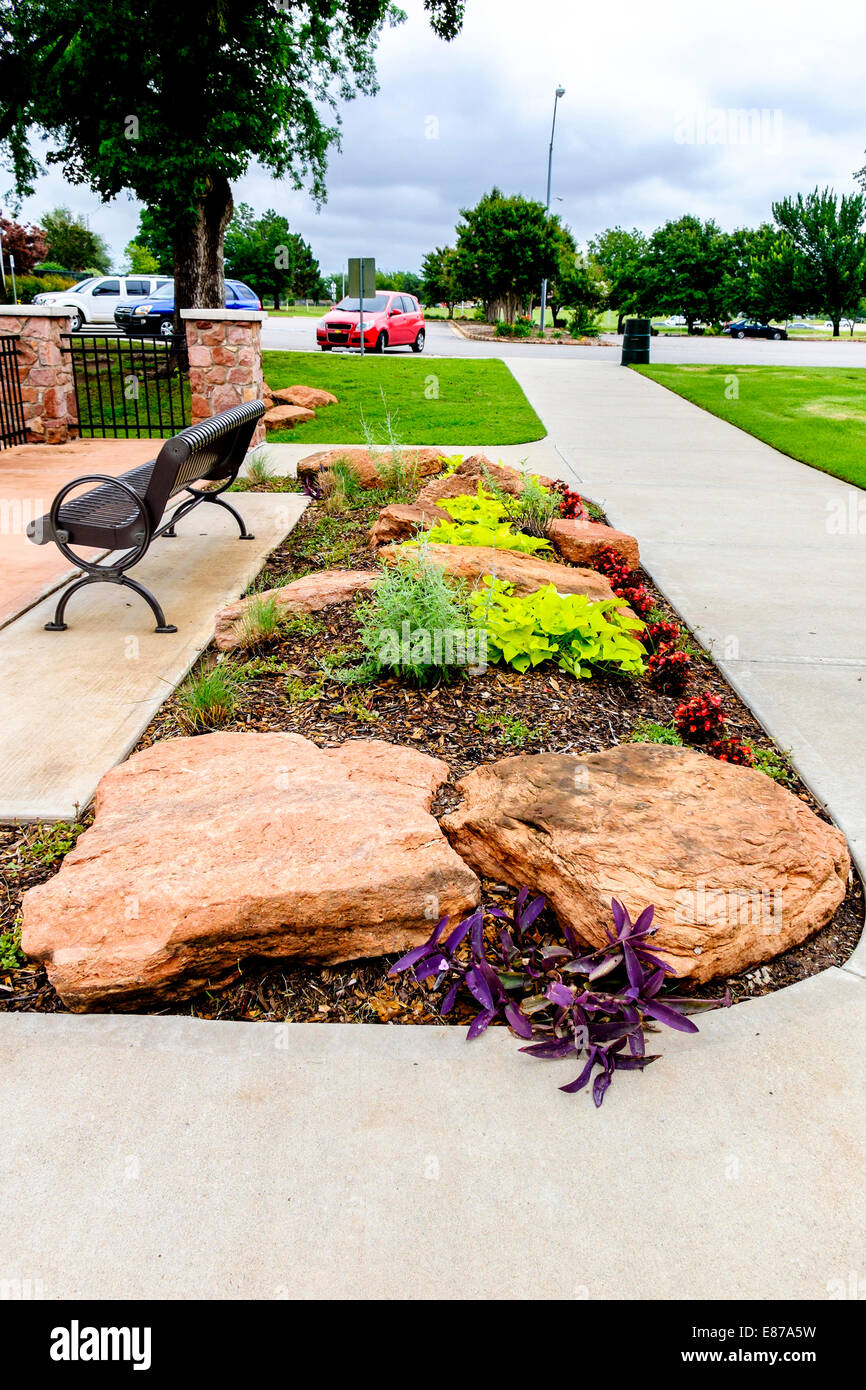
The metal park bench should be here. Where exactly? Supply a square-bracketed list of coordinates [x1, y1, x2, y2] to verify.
[27, 401, 265, 633]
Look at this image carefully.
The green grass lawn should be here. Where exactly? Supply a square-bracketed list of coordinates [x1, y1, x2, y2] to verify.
[261, 351, 545, 444]
[635, 364, 866, 489]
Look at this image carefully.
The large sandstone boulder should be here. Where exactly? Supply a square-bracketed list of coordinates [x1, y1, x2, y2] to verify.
[380, 543, 620, 603]
[215, 569, 380, 652]
[298, 447, 446, 491]
[416, 455, 556, 508]
[22, 734, 480, 1012]
[272, 385, 338, 409]
[547, 518, 640, 572]
[264, 403, 315, 430]
[441, 744, 850, 984]
[370, 502, 453, 548]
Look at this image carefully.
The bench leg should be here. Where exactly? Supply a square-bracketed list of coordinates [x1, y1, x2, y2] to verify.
[205, 493, 255, 540]
[44, 574, 177, 634]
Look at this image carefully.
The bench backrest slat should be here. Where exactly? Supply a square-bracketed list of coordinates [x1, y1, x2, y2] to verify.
[143, 401, 265, 523]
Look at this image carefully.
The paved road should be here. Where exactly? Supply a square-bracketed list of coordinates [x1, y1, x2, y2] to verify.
[262, 313, 866, 366]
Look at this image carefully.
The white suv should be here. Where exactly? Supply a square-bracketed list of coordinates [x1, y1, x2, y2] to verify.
[32, 275, 170, 331]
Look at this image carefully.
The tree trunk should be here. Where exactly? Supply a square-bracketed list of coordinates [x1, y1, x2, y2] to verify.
[617, 311, 626, 334]
[832, 317, 840, 337]
[172, 173, 234, 326]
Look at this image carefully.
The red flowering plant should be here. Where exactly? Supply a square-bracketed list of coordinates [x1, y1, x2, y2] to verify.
[707, 735, 754, 766]
[640, 619, 681, 653]
[551, 481, 588, 520]
[647, 649, 692, 695]
[674, 693, 727, 744]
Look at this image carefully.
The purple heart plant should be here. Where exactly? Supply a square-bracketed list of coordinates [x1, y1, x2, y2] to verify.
[390, 890, 730, 1107]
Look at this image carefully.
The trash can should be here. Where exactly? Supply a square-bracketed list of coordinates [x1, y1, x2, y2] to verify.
[621, 317, 651, 365]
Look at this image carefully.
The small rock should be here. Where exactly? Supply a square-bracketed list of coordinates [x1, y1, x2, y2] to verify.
[369, 502, 453, 548]
[272, 385, 338, 409]
[547, 518, 640, 572]
[297, 447, 446, 491]
[264, 403, 316, 429]
[416, 455, 556, 507]
[214, 569, 380, 652]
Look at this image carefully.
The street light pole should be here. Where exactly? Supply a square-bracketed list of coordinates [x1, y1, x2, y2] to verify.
[539, 84, 565, 335]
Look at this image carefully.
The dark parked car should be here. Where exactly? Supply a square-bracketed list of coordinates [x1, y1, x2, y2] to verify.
[114, 279, 261, 336]
[728, 320, 788, 340]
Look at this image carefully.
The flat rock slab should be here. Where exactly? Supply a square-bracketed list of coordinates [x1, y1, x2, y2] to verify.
[380, 542, 619, 602]
[548, 518, 640, 571]
[297, 447, 446, 490]
[0, 493, 306, 823]
[215, 568, 380, 652]
[264, 404, 315, 429]
[441, 744, 849, 983]
[271, 385, 337, 409]
[22, 733, 480, 1012]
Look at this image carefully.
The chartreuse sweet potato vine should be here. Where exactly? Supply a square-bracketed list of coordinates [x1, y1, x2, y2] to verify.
[470, 579, 647, 679]
[403, 485, 553, 555]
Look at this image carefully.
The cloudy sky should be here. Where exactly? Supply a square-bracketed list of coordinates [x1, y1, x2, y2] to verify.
[8, 0, 866, 276]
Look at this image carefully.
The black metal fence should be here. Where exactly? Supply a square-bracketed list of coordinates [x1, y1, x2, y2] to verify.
[62, 332, 191, 438]
[0, 334, 26, 449]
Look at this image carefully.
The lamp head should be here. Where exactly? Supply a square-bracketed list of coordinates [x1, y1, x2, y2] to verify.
[555, 85, 565, 98]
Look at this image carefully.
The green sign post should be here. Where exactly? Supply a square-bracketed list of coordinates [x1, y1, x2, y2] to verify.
[347, 257, 376, 356]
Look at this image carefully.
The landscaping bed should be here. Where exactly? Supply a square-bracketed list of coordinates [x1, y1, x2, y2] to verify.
[1, 465, 861, 1027]
[452, 320, 613, 348]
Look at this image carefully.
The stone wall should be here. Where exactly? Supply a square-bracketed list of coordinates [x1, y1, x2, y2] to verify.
[181, 309, 268, 447]
[0, 307, 77, 444]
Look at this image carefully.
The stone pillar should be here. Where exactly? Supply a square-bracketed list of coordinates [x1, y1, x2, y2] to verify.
[181, 308, 268, 447]
[0, 306, 77, 444]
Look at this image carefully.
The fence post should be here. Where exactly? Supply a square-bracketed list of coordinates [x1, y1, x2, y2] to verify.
[0, 306, 77, 443]
[181, 308, 268, 447]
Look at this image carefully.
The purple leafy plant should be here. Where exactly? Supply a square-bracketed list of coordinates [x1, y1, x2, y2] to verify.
[390, 889, 729, 1106]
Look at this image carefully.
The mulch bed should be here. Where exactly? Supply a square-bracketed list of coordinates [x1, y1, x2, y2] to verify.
[0, 489, 861, 1023]
[452, 321, 614, 347]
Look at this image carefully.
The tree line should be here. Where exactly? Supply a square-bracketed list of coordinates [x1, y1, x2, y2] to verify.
[421, 186, 866, 337]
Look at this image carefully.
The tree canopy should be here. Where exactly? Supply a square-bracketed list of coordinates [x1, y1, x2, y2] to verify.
[0, 0, 465, 312]
[455, 188, 565, 323]
[0, 216, 47, 272]
[223, 204, 324, 307]
[772, 187, 866, 335]
[39, 205, 111, 272]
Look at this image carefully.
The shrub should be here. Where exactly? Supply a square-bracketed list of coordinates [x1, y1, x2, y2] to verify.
[552, 481, 589, 520]
[674, 693, 726, 744]
[361, 395, 420, 502]
[2, 273, 75, 305]
[391, 889, 728, 1106]
[470, 578, 646, 679]
[357, 552, 477, 684]
[244, 450, 274, 489]
[494, 321, 514, 337]
[0, 920, 25, 971]
[640, 619, 681, 653]
[178, 663, 239, 731]
[420, 518, 553, 555]
[491, 472, 561, 539]
[647, 649, 692, 695]
[707, 735, 754, 766]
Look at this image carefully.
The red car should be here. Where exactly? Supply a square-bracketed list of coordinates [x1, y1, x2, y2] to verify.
[317, 293, 426, 352]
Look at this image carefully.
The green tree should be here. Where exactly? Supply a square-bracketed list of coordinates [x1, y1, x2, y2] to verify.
[123, 240, 160, 274]
[455, 188, 564, 323]
[135, 207, 174, 275]
[420, 245, 462, 315]
[772, 187, 866, 336]
[223, 204, 321, 307]
[587, 226, 650, 331]
[39, 205, 110, 271]
[642, 216, 735, 332]
[0, 1, 465, 317]
[375, 269, 422, 295]
[721, 223, 804, 324]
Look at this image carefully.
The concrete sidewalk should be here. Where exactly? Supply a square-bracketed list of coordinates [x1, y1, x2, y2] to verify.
[1, 968, 863, 1300]
[509, 358, 866, 977]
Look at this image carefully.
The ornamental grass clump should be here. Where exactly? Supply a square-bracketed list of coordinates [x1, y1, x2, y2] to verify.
[390, 889, 728, 1107]
[469, 578, 646, 679]
[357, 551, 480, 684]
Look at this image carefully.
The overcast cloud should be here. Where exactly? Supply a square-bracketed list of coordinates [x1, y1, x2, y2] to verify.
[8, 0, 866, 276]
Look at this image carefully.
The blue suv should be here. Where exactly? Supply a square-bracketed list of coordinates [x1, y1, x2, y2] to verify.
[114, 279, 261, 336]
